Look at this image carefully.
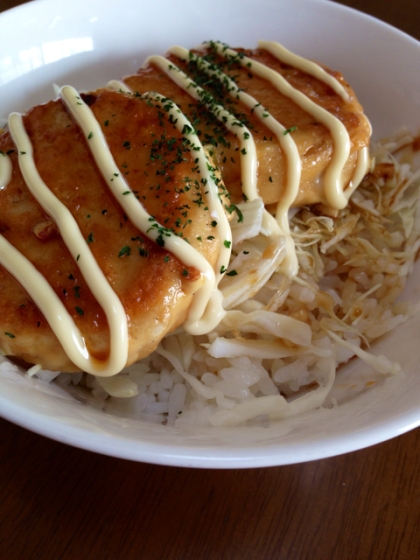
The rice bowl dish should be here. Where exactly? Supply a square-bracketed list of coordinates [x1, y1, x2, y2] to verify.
[0, 3, 415, 466]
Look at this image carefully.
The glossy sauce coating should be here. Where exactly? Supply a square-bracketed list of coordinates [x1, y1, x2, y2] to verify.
[0, 41, 371, 374]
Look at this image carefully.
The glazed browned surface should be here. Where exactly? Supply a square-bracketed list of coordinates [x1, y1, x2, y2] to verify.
[0, 35, 369, 371]
[0, 90, 219, 370]
[126, 45, 370, 207]
[1, 1, 420, 560]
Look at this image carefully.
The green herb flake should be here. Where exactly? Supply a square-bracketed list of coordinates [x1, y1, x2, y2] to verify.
[224, 240, 232, 248]
[4, 332, 15, 338]
[75, 307, 84, 316]
[87, 232, 94, 244]
[118, 246, 131, 258]
[283, 126, 297, 135]
[225, 204, 244, 223]
[226, 270, 238, 276]
[87, 131, 93, 140]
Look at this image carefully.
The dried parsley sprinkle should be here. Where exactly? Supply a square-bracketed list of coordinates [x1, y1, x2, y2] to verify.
[4, 332, 15, 338]
[87, 232, 94, 244]
[104, 120, 109, 126]
[211, 220, 218, 227]
[283, 126, 297, 135]
[75, 307, 84, 316]
[269, 176, 273, 183]
[220, 265, 227, 274]
[118, 246, 131, 258]
[182, 269, 189, 277]
[225, 204, 244, 223]
[76, 254, 80, 261]
[224, 240, 231, 248]
[87, 131, 93, 139]
[226, 270, 238, 276]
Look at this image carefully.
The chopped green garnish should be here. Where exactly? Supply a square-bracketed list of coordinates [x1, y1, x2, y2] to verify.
[118, 246, 131, 257]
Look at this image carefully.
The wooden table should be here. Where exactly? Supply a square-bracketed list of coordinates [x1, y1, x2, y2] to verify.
[1, 1, 420, 558]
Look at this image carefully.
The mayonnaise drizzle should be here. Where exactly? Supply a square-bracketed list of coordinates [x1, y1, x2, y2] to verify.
[141, 57, 282, 241]
[204, 41, 353, 211]
[344, 146, 370, 200]
[143, 57, 259, 203]
[60, 85, 230, 336]
[0, 41, 372, 376]
[0, 152, 12, 190]
[6, 111, 128, 376]
[258, 40, 350, 102]
[168, 45, 301, 276]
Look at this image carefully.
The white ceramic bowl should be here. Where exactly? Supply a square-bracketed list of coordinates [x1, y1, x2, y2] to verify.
[1, 0, 420, 468]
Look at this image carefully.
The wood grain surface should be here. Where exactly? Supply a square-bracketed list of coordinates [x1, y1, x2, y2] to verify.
[1, 1, 420, 559]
